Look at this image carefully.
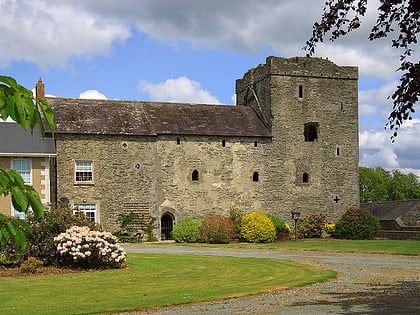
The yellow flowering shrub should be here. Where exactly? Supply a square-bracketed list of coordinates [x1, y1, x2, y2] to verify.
[239, 211, 276, 243]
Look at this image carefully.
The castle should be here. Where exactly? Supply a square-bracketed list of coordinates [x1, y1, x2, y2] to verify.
[42, 56, 359, 239]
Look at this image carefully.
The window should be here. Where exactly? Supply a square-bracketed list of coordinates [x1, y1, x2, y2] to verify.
[298, 85, 303, 98]
[222, 139, 226, 147]
[192, 169, 199, 181]
[304, 122, 318, 142]
[303, 172, 309, 183]
[177, 137, 181, 145]
[12, 159, 31, 184]
[73, 203, 97, 222]
[253, 171, 259, 182]
[75, 161, 93, 182]
[254, 141, 258, 148]
[336, 147, 341, 156]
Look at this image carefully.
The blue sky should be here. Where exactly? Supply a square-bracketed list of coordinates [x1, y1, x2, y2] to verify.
[1, 0, 419, 176]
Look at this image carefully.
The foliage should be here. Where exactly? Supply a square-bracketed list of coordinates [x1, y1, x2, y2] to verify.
[229, 206, 244, 235]
[19, 256, 43, 274]
[267, 214, 291, 241]
[239, 211, 276, 243]
[305, 0, 419, 140]
[297, 212, 327, 239]
[0, 75, 56, 250]
[324, 223, 336, 235]
[113, 211, 140, 242]
[332, 208, 381, 240]
[144, 217, 158, 242]
[54, 226, 126, 269]
[171, 217, 200, 243]
[26, 207, 97, 266]
[0, 241, 26, 267]
[359, 167, 420, 202]
[199, 215, 237, 244]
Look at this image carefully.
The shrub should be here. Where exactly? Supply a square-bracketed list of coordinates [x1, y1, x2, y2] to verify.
[324, 223, 335, 235]
[0, 241, 26, 267]
[297, 212, 326, 238]
[25, 207, 97, 266]
[171, 217, 199, 243]
[20, 256, 43, 274]
[199, 216, 237, 244]
[54, 226, 126, 269]
[239, 211, 276, 243]
[332, 208, 381, 240]
[267, 215, 291, 241]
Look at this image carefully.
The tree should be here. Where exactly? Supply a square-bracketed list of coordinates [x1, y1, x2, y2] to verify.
[0, 75, 55, 250]
[305, 0, 420, 141]
[359, 166, 420, 202]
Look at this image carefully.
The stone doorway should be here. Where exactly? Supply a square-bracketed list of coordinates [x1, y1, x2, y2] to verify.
[161, 213, 174, 240]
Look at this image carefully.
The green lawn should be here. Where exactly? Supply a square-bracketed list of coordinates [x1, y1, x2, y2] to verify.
[0, 254, 336, 315]
[182, 239, 420, 255]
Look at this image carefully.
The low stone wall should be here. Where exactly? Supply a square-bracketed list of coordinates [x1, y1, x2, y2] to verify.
[380, 229, 420, 240]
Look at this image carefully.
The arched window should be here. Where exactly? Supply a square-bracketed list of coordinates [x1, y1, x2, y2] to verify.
[192, 169, 199, 181]
[303, 172, 309, 183]
[253, 171, 259, 182]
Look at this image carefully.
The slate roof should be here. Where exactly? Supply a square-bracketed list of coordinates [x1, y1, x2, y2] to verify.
[0, 122, 55, 156]
[46, 98, 271, 138]
[362, 199, 420, 221]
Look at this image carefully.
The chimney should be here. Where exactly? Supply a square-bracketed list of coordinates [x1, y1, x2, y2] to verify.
[36, 78, 45, 98]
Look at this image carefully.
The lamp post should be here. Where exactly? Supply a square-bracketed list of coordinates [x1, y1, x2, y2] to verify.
[291, 210, 301, 241]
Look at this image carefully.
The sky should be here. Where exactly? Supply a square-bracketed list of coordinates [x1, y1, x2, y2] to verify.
[1, 0, 419, 176]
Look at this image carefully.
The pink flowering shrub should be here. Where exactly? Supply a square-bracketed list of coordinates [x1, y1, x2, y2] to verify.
[54, 226, 126, 269]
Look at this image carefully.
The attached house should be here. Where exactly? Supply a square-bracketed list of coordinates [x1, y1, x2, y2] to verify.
[0, 122, 56, 218]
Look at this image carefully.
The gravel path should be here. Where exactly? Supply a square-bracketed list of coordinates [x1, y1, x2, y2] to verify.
[115, 244, 419, 315]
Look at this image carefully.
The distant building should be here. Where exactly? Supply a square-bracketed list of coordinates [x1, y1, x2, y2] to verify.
[43, 56, 359, 240]
[0, 122, 55, 218]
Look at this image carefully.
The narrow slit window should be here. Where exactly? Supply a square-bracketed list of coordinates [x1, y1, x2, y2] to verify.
[303, 172, 309, 183]
[254, 141, 258, 147]
[192, 169, 199, 181]
[253, 171, 259, 182]
[298, 85, 303, 99]
[222, 139, 226, 147]
[336, 147, 340, 156]
[340, 102, 344, 111]
[176, 137, 181, 145]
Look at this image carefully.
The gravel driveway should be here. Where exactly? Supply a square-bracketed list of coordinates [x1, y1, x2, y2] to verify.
[116, 243, 419, 315]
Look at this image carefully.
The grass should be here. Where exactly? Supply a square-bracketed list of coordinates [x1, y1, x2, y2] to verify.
[0, 253, 336, 315]
[179, 239, 420, 256]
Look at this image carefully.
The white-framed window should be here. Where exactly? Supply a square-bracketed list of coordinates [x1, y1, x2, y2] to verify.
[73, 203, 97, 223]
[12, 159, 32, 184]
[75, 160, 93, 183]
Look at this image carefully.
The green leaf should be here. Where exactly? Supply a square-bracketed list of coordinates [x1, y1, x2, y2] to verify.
[14, 217, 32, 235]
[37, 98, 56, 135]
[14, 91, 34, 129]
[26, 185, 44, 219]
[11, 186, 29, 213]
[0, 75, 18, 89]
[7, 94, 17, 121]
[7, 168, 25, 186]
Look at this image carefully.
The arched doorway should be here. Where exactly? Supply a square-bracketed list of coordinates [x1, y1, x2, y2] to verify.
[161, 213, 174, 240]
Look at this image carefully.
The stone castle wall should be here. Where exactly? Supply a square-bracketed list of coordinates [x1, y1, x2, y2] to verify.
[55, 56, 360, 235]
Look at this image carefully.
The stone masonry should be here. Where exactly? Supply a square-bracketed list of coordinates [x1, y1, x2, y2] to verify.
[49, 56, 359, 239]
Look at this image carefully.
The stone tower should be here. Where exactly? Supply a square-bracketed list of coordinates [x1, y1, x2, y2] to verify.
[236, 56, 359, 222]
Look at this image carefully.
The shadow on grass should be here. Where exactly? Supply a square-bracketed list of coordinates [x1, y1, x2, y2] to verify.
[290, 280, 419, 314]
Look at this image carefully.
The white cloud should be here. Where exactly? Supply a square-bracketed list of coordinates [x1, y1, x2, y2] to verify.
[0, 0, 130, 68]
[360, 146, 399, 169]
[138, 76, 220, 104]
[79, 89, 107, 99]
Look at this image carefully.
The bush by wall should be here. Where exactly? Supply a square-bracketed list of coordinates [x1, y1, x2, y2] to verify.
[199, 215, 237, 244]
[267, 214, 291, 241]
[26, 207, 97, 266]
[332, 208, 381, 240]
[54, 226, 126, 269]
[297, 212, 326, 238]
[171, 217, 199, 243]
[239, 211, 276, 243]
